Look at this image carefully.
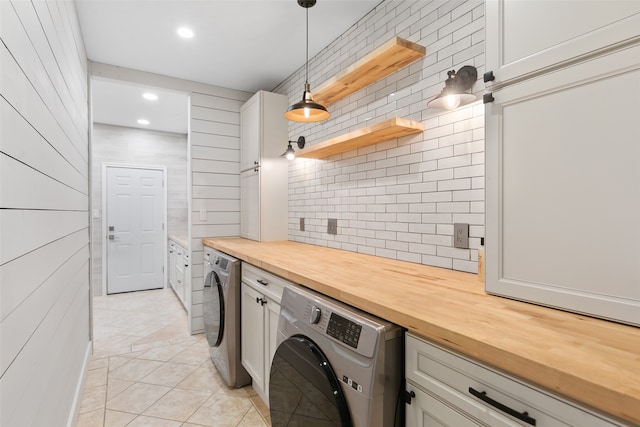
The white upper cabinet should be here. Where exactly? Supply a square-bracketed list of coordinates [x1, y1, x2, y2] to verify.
[485, 0, 640, 86]
[484, 2, 640, 326]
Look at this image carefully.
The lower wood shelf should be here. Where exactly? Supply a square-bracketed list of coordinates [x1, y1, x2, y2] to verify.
[296, 117, 425, 159]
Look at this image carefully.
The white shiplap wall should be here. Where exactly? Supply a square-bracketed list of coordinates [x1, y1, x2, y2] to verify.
[275, 0, 485, 273]
[0, 0, 90, 426]
[90, 123, 188, 297]
[89, 62, 252, 334]
[189, 91, 249, 333]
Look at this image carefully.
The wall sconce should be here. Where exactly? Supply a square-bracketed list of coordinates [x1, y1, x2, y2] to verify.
[427, 65, 478, 110]
[281, 136, 306, 160]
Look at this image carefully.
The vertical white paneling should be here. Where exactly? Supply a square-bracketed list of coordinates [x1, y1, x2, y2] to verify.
[0, 1, 90, 426]
[90, 124, 188, 296]
[275, 0, 486, 274]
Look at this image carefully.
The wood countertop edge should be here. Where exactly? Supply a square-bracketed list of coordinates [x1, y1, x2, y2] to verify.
[202, 238, 640, 425]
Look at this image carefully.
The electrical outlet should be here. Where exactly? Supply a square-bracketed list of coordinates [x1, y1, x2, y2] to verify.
[454, 223, 469, 249]
[199, 209, 207, 221]
[300, 217, 305, 231]
[327, 218, 337, 235]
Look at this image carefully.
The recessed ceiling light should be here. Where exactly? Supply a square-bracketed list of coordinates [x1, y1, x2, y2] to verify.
[177, 27, 194, 39]
[143, 93, 158, 101]
[137, 119, 150, 125]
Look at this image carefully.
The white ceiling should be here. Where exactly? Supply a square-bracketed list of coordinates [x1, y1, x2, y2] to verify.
[91, 78, 189, 133]
[77, 0, 381, 133]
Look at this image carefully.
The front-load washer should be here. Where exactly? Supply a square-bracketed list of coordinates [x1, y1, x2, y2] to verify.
[203, 246, 251, 388]
[269, 284, 404, 426]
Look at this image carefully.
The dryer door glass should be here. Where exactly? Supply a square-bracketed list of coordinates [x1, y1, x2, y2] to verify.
[269, 335, 352, 426]
[203, 270, 225, 347]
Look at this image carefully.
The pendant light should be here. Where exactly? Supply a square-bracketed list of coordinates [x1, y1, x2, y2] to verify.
[427, 65, 478, 110]
[284, 0, 330, 123]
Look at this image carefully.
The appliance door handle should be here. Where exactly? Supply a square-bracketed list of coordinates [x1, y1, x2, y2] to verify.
[468, 387, 536, 426]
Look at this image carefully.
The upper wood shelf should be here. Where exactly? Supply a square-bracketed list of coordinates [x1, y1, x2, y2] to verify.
[312, 37, 426, 107]
[296, 117, 424, 159]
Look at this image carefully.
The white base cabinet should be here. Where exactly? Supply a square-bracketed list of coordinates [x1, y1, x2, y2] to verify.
[240, 263, 290, 406]
[168, 239, 189, 310]
[405, 333, 625, 427]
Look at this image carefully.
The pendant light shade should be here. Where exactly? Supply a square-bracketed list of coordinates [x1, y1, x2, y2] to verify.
[427, 65, 478, 110]
[285, 0, 330, 123]
[285, 83, 330, 122]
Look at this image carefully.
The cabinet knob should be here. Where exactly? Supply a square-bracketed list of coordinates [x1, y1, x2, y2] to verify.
[402, 390, 416, 405]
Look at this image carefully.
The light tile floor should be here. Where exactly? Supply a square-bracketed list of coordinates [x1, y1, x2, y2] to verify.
[76, 289, 270, 427]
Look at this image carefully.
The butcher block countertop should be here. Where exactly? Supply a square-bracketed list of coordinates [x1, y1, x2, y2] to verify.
[202, 238, 640, 425]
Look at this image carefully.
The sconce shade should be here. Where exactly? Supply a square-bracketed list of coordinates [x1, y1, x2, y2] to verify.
[282, 143, 296, 160]
[428, 65, 478, 110]
[280, 136, 306, 160]
[285, 83, 330, 122]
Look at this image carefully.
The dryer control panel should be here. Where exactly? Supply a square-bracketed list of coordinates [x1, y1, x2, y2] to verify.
[327, 312, 362, 348]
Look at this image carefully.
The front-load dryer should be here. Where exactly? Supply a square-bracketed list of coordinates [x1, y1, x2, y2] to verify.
[269, 284, 404, 426]
[203, 246, 251, 388]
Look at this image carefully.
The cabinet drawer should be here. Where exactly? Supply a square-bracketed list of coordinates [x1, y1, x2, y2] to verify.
[406, 333, 623, 427]
[241, 263, 290, 303]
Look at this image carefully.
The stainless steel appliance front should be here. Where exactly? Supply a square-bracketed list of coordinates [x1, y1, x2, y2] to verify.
[203, 247, 251, 388]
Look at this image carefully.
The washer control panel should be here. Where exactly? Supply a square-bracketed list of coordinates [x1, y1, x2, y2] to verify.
[327, 312, 362, 349]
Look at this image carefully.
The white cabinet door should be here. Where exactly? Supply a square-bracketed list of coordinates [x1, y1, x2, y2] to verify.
[265, 296, 281, 390]
[239, 91, 289, 242]
[240, 169, 260, 241]
[168, 242, 176, 289]
[405, 382, 485, 427]
[485, 43, 640, 326]
[241, 282, 266, 391]
[240, 93, 260, 172]
[485, 0, 640, 86]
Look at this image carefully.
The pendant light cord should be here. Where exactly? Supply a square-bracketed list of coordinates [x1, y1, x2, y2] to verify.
[305, 5, 309, 84]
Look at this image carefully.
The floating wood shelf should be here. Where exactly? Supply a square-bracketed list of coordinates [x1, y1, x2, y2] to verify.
[296, 117, 424, 159]
[312, 37, 426, 107]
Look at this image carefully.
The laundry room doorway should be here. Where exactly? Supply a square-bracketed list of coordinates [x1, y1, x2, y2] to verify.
[104, 164, 167, 294]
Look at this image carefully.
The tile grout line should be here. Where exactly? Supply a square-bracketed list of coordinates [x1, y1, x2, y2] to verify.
[76, 289, 269, 427]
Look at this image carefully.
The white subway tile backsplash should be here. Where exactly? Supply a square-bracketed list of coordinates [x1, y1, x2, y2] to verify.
[279, 0, 484, 275]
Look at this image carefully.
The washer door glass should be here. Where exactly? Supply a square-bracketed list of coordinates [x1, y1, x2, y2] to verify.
[269, 335, 352, 426]
[203, 270, 225, 347]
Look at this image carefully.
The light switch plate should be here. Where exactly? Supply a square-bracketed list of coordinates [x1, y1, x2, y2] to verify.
[328, 218, 337, 235]
[454, 223, 469, 249]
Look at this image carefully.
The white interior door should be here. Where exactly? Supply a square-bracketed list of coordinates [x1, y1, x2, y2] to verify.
[106, 166, 164, 294]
